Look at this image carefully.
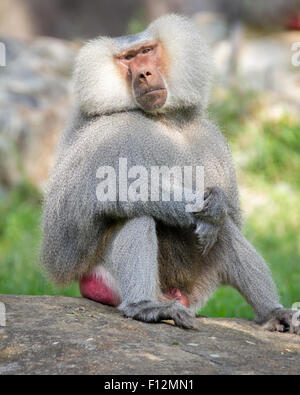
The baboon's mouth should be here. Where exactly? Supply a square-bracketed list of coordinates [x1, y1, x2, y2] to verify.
[136, 87, 168, 111]
[139, 88, 166, 97]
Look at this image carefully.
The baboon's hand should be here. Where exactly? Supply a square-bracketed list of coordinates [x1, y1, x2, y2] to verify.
[262, 309, 300, 335]
[195, 186, 228, 225]
[121, 300, 197, 329]
[194, 187, 228, 255]
[194, 221, 218, 256]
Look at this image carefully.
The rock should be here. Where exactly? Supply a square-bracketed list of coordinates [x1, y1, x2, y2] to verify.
[0, 37, 79, 190]
[237, 38, 292, 90]
[236, 33, 300, 113]
[193, 12, 229, 44]
[0, 295, 299, 375]
[213, 40, 234, 82]
[211, 30, 300, 118]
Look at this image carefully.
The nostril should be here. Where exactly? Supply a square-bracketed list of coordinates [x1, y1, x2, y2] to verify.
[138, 71, 152, 81]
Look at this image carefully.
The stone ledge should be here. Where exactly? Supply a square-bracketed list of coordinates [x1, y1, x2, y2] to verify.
[0, 295, 299, 375]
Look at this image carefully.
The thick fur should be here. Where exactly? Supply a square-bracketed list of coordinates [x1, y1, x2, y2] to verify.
[42, 15, 294, 332]
[42, 111, 240, 284]
[73, 14, 213, 116]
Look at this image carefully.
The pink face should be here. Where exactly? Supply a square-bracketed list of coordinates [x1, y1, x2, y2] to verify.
[116, 41, 168, 112]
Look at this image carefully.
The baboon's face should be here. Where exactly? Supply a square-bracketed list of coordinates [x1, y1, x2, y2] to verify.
[116, 41, 168, 112]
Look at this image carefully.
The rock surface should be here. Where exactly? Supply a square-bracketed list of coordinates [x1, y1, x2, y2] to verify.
[0, 295, 299, 375]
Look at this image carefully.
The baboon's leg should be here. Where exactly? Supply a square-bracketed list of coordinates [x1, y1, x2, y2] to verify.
[83, 216, 196, 329]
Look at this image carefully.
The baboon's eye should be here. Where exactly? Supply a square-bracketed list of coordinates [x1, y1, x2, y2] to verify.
[142, 48, 152, 54]
[124, 54, 135, 61]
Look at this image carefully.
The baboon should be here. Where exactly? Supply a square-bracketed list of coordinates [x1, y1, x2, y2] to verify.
[42, 14, 299, 333]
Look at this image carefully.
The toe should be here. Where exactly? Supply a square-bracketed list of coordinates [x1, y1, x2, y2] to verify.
[275, 323, 285, 332]
[173, 312, 197, 330]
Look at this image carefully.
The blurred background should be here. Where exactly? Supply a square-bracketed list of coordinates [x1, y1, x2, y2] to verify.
[0, 0, 299, 319]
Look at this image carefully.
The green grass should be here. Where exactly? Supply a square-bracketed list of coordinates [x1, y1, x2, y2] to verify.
[0, 89, 299, 319]
[201, 89, 300, 318]
[201, 189, 300, 318]
[0, 181, 79, 297]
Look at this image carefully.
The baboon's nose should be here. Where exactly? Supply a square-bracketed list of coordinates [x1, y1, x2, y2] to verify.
[139, 70, 152, 82]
